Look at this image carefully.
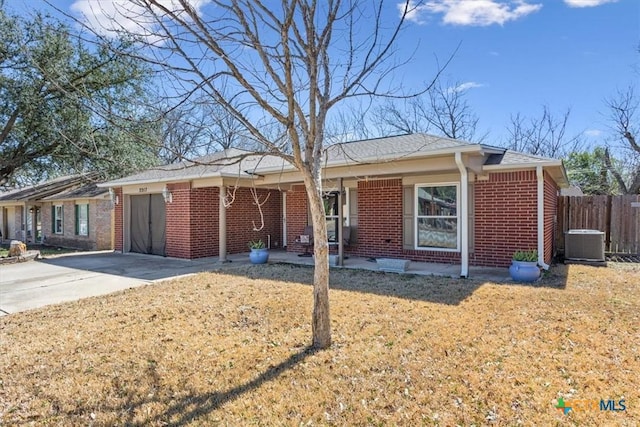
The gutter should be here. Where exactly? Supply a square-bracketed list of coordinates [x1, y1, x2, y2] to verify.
[537, 166, 550, 270]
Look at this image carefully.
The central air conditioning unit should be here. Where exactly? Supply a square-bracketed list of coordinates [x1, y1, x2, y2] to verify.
[564, 229, 605, 261]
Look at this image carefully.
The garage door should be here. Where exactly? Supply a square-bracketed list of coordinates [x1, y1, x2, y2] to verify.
[130, 194, 166, 255]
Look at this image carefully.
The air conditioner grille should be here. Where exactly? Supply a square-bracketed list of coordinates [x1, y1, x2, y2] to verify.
[565, 229, 605, 261]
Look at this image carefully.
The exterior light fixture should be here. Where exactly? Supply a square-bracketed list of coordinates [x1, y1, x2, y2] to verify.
[162, 186, 172, 203]
[108, 188, 119, 205]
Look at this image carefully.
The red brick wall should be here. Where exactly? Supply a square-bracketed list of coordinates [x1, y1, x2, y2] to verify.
[355, 179, 403, 258]
[544, 171, 558, 265]
[355, 179, 462, 264]
[227, 188, 282, 254]
[285, 179, 461, 264]
[165, 182, 192, 258]
[285, 185, 309, 252]
[114, 188, 123, 252]
[115, 185, 281, 259]
[189, 187, 219, 258]
[473, 171, 538, 267]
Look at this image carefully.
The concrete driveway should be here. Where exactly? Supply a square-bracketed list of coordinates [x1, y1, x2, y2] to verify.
[0, 252, 218, 315]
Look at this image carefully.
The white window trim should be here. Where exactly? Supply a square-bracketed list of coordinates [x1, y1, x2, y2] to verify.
[414, 182, 460, 252]
[54, 204, 64, 235]
[77, 203, 89, 236]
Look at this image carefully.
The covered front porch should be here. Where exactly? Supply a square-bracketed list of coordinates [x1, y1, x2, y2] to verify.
[224, 249, 511, 283]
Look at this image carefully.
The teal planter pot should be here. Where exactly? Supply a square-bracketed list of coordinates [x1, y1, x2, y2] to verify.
[249, 248, 269, 264]
[509, 260, 540, 282]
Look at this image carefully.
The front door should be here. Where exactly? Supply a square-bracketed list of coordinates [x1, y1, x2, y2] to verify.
[130, 194, 166, 255]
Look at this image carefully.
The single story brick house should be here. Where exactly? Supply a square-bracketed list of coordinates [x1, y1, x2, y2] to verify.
[0, 175, 113, 250]
[100, 134, 568, 277]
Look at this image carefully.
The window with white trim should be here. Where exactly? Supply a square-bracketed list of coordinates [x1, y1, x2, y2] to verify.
[415, 184, 459, 250]
[54, 205, 64, 234]
[76, 204, 89, 236]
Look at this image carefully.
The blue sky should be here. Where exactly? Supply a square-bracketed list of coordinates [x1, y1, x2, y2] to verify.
[6, 0, 639, 148]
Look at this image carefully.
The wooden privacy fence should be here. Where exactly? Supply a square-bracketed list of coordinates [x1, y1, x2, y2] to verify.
[557, 195, 640, 255]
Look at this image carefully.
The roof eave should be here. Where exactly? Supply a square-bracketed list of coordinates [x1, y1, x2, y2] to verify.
[483, 160, 570, 187]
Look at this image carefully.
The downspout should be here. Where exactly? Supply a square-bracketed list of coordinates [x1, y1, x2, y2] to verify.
[455, 152, 469, 278]
[337, 178, 344, 266]
[536, 166, 550, 270]
[219, 185, 227, 262]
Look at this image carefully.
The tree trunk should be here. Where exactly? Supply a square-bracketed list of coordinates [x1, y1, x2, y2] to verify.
[301, 169, 331, 349]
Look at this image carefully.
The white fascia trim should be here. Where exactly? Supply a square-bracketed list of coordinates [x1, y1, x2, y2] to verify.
[455, 152, 469, 278]
[483, 161, 563, 171]
[537, 166, 550, 270]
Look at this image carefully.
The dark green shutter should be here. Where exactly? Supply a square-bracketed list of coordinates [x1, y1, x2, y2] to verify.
[51, 205, 55, 233]
[75, 205, 79, 235]
[86, 204, 89, 236]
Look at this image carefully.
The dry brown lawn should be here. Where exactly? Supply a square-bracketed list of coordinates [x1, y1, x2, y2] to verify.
[0, 262, 638, 426]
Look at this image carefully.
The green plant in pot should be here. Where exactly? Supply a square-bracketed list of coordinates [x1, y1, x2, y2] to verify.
[248, 239, 269, 264]
[509, 250, 540, 282]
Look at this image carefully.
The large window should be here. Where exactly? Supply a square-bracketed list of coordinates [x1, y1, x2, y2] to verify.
[53, 205, 63, 234]
[415, 184, 459, 250]
[76, 204, 89, 236]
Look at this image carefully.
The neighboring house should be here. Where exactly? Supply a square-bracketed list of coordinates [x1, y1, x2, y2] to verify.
[560, 185, 584, 196]
[100, 134, 569, 276]
[0, 175, 113, 250]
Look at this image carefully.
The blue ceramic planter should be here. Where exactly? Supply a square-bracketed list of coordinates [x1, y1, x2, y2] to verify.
[509, 260, 540, 282]
[249, 248, 269, 264]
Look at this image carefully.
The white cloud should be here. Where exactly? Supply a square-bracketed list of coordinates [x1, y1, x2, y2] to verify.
[564, 0, 618, 7]
[70, 0, 210, 38]
[584, 129, 603, 137]
[449, 81, 485, 93]
[401, 0, 542, 26]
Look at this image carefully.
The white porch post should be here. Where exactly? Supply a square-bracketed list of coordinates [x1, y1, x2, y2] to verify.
[536, 166, 550, 270]
[219, 185, 227, 262]
[455, 152, 469, 278]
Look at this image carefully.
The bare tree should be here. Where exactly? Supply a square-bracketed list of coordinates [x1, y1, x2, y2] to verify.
[82, 0, 427, 349]
[603, 86, 640, 194]
[374, 78, 485, 141]
[157, 98, 246, 164]
[504, 105, 582, 159]
[324, 101, 380, 144]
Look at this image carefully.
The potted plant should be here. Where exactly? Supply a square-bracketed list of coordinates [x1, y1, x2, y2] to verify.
[248, 239, 269, 264]
[509, 250, 540, 282]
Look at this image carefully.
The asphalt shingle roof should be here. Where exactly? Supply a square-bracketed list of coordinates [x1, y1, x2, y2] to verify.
[0, 174, 99, 202]
[101, 133, 562, 187]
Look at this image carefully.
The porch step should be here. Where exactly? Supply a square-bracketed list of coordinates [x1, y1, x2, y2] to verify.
[376, 258, 411, 273]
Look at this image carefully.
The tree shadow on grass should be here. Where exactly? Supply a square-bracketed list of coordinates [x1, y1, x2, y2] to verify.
[68, 346, 319, 426]
[217, 262, 568, 306]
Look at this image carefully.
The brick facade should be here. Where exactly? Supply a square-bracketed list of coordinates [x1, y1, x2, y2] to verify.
[544, 171, 559, 265]
[285, 171, 545, 268]
[285, 185, 309, 252]
[226, 188, 282, 254]
[165, 182, 196, 258]
[473, 171, 538, 267]
[41, 199, 113, 250]
[114, 185, 282, 260]
[111, 169, 556, 266]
